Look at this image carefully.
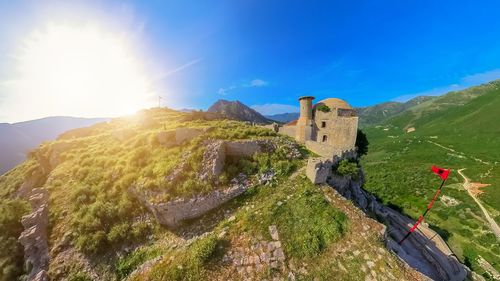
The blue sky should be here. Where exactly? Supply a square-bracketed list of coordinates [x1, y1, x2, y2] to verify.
[2, 0, 500, 121]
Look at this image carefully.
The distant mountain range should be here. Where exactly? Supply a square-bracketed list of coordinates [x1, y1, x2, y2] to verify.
[208, 99, 271, 124]
[265, 112, 299, 123]
[0, 116, 107, 174]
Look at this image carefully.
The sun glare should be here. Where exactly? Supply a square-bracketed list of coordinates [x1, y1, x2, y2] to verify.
[5, 23, 155, 121]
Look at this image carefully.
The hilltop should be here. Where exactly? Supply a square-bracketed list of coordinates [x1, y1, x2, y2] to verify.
[362, 80, 500, 278]
[208, 99, 271, 124]
[0, 117, 107, 174]
[0, 108, 423, 281]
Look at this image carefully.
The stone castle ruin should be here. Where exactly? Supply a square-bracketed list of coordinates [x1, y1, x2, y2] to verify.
[277, 96, 358, 158]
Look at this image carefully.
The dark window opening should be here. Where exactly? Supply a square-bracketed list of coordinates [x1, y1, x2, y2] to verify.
[321, 121, 326, 128]
[322, 135, 328, 142]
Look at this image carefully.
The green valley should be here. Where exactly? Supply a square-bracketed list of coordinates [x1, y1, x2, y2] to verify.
[362, 80, 500, 278]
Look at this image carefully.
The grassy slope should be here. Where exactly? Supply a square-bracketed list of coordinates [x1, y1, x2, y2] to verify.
[362, 83, 500, 276]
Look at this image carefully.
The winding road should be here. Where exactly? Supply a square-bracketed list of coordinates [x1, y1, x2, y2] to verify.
[457, 168, 500, 239]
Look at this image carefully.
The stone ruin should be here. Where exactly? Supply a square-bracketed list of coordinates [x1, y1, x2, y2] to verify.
[19, 188, 50, 281]
[133, 139, 279, 228]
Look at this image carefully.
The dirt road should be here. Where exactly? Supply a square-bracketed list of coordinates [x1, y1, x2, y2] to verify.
[457, 168, 500, 239]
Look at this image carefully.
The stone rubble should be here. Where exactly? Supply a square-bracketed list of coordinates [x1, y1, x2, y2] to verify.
[223, 225, 287, 279]
[19, 188, 50, 281]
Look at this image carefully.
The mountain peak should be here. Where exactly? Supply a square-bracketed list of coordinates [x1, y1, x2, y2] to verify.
[208, 100, 271, 124]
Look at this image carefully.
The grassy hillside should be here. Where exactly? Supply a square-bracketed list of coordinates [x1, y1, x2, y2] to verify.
[0, 108, 419, 281]
[362, 82, 500, 278]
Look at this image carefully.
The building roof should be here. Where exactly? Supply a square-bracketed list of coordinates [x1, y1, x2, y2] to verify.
[313, 98, 352, 109]
[284, 119, 298, 126]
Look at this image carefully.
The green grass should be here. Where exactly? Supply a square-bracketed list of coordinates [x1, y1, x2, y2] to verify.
[0, 108, 304, 279]
[237, 175, 348, 259]
[144, 235, 220, 281]
[361, 83, 500, 275]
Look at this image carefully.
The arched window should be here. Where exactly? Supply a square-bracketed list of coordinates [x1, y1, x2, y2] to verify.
[322, 135, 328, 142]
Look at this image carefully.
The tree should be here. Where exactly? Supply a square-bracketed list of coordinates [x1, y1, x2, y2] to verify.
[355, 129, 369, 156]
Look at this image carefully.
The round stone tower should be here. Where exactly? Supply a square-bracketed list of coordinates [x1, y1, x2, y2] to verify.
[296, 96, 315, 142]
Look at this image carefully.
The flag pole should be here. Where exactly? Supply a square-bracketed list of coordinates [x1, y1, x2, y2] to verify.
[398, 177, 447, 245]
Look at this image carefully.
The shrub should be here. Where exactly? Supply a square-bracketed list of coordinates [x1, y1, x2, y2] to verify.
[335, 159, 359, 179]
[0, 200, 30, 281]
[316, 104, 331, 112]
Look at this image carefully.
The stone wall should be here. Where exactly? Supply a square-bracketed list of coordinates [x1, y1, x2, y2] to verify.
[136, 138, 278, 227]
[133, 175, 251, 227]
[19, 188, 50, 281]
[306, 158, 332, 184]
[329, 116, 358, 152]
[327, 171, 468, 281]
[313, 110, 357, 152]
[278, 126, 296, 139]
[225, 140, 274, 157]
[175, 128, 204, 144]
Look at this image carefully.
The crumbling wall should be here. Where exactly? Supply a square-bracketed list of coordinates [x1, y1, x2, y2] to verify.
[135, 138, 279, 227]
[327, 171, 468, 281]
[138, 175, 251, 227]
[19, 188, 50, 281]
[198, 140, 226, 181]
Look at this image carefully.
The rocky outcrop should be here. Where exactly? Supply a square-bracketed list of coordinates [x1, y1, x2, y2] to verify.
[134, 174, 252, 227]
[327, 171, 469, 281]
[19, 188, 50, 281]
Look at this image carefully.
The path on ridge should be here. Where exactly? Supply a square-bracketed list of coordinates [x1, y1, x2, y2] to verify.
[457, 168, 500, 239]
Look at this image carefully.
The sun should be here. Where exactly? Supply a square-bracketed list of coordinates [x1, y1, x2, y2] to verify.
[6, 23, 156, 120]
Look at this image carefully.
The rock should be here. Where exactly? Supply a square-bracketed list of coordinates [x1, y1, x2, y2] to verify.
[258, 169, 276, 185]
[199, 140, 226, 181]
[274, 248, 285, 261]
[218, 230, 228, 238]
[268, 225, 280, 241]
[228, 215, 236, 222]
[19, 188, 50, 281]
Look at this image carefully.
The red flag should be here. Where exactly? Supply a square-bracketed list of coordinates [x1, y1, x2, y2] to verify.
[431, 166, 450, 180]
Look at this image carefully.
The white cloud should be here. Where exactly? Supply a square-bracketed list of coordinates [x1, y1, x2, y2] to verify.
[218, 78, 268, 95]
[251, 103, 299, 115]
[249, 79, 268, 87]
[392, 69, 500, 102]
